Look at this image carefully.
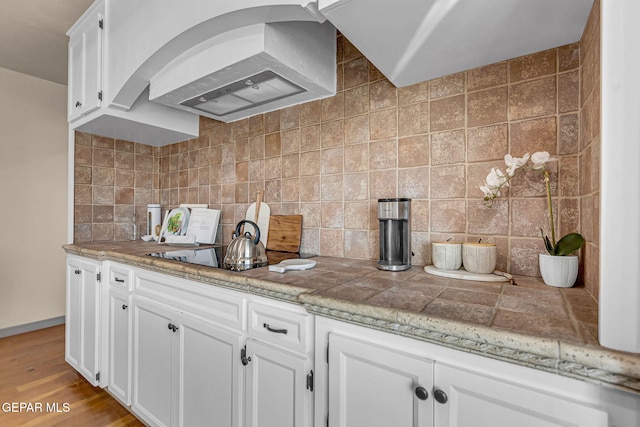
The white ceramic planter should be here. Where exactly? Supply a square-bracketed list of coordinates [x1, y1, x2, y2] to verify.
[539, 254, 579, 288]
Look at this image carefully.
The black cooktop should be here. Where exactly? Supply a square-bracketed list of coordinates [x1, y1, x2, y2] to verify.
[146, 246, 314, 270]
[147, 246, 226, 268]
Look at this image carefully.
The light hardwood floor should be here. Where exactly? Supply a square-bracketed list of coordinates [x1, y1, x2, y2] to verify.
[0, 324, 143, 426]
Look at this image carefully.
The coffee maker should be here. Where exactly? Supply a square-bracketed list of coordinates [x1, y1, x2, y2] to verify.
[377, 198, 411, 271]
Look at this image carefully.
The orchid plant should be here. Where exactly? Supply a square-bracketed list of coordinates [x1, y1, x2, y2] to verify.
[481, 151, 584, 256]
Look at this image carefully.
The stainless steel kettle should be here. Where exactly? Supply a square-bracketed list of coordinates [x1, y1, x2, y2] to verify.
[223, 220, 268, 271]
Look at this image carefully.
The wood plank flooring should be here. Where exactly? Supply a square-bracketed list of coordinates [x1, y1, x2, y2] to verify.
[0, 325, 143, 426]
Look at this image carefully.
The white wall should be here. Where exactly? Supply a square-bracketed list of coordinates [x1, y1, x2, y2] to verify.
[599, 0, 640, 353]
[0, 67, 68, 330]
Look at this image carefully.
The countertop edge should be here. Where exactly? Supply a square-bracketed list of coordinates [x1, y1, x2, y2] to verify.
[63, 244, 640, 393]
[301, 296, 640, 393]
[63, 244, 310, 303]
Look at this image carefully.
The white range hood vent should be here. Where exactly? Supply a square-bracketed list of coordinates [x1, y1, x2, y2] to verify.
[149, 21, 336, 123]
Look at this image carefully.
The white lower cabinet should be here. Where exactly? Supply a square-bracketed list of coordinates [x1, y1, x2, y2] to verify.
[243, 300, 315, 427]
[108, 289, 132, 405]
[434, 363, 608, 427]
[65, 256, 637, 427]
[328, 333, 434, 427]
[131, 295, 243, 427]
[131, 296, 174, 427]
[65, 255, 101, 386]
[179, 311, 243, 427]
[244, 339, 312, 427]
[315, 317, 619, 427]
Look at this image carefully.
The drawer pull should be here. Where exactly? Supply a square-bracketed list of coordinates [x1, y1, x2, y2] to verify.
[122, 304, 128, 310]
[74, 269, 81, 275]
[263, 323, 288, 335]
[115, 277, 125, 283]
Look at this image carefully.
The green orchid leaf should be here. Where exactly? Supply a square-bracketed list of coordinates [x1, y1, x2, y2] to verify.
[540, 228, 556, 255]
[554, 233, 585, 256]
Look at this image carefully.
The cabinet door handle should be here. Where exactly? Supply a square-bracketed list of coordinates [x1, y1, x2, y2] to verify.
[414, 386, 429, 401]
[263, 323, 288, 334]
[122, 304, 128, 310]
[75, 101, 82, 108]
[241, 346, 251, 366]
[434, 389, 448, 404]
[167, 323, 178, 333]
[115, 277, 125, 283]
[74, 269, 81, 275]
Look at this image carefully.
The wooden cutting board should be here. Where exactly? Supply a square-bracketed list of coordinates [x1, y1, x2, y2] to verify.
[266, 215, 303, 253]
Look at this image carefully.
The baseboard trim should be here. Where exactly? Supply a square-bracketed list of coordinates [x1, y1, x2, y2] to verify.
[0, 316, 66, 339]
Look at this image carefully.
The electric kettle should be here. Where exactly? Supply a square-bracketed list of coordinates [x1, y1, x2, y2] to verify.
[223, 220, 268, 271]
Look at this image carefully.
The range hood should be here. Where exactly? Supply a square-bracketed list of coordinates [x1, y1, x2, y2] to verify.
[149, 21, 336, 122]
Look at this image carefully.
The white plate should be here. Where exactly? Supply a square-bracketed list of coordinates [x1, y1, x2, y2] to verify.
[268, 259, 317, 273]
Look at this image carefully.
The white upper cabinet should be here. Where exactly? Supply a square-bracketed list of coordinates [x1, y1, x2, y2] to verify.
[67, 1, 103, 122]
[67, 0, 338, 143]
[67, 0, 199, 146]
[318, 0, 594, 87]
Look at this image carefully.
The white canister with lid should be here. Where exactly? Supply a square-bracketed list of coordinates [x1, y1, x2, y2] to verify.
[147, 204, 162, 236]
[431, 241, 462, 270]
[462, 242, 497, 274]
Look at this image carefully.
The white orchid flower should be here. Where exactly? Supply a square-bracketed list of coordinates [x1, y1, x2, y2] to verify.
[531, 151, 550, 169]
[504, 153, 530, 176]
[486, 168, 508, 188]
[479, 185, 495, 198]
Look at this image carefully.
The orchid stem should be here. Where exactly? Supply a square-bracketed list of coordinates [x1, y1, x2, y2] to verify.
[544, 171, 557, 247]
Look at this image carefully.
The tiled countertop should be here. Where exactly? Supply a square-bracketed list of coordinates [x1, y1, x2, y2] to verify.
[64, 241, 640, 393]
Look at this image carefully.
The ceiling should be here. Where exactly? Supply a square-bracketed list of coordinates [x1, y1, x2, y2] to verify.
[0, 0, 94, 85]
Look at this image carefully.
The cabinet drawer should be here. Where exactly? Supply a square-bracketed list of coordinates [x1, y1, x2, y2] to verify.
[109, 263, 133, 292]
[135, 269, 245, 331]
[248, 301, 312, 353]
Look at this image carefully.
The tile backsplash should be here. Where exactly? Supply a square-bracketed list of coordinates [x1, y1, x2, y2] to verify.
[74, 0, 600, 297]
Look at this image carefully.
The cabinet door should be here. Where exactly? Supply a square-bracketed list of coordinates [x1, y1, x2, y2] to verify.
[434, 363, 608, 427]
[109, 291, 131, 405]
[132, 296, 175, 427]
[177, 314, 243, 427]
[68, 10, 102, 121]
[328, 333, 434, 427]
[245, 339, 312, 427]
[65, 257, 101, 386]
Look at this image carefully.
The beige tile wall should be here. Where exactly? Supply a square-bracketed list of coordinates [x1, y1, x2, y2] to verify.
[74, 132, 160, 242]
[579, 0, 601, 298]
[153, 39, 583, 277]
[74, 10, 600, 295]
